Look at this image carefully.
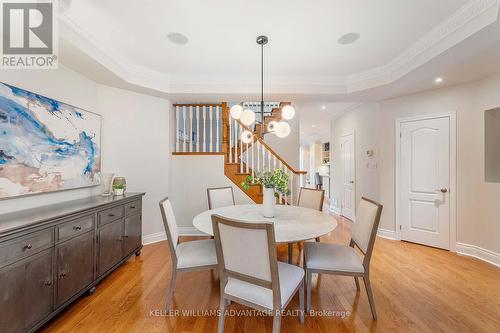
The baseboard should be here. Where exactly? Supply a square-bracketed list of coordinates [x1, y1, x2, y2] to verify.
[456, 242, 500, 267]
[330, 206, 341, 215]
[142, 227, 207, 245]
[142, 231, 166, 245]
[377, 228, 397, 240]
[178, 226, 206, 236]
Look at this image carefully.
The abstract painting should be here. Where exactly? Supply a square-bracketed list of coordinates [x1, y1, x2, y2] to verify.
[0, 83, 101, 198]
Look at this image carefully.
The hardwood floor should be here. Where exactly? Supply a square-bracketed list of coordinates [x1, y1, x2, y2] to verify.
[40, 215, 500, 333]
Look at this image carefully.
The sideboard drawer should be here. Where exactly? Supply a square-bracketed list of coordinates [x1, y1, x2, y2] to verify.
[125, 200, 141, 216]
[98, 205, 124, 226]
[0, 229, 54, 267]
[57, 215, 95, 242]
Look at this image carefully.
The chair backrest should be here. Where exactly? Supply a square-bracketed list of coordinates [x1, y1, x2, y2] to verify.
[211, 215, 281, 307]
[297, 187, 325, 211]
[159, 197, 179, 255]
[351, 197, 383, 265]
[207, 186, 235, 210]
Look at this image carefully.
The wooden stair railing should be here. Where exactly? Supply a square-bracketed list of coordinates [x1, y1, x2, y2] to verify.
[172, 102, 306, 205]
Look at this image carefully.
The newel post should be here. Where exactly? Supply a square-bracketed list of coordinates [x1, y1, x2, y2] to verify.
[221, 102, 229, 161]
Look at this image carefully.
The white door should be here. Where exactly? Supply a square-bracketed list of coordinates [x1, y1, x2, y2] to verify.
[399, 116, 451, 249]
[341, 132, 355, 221]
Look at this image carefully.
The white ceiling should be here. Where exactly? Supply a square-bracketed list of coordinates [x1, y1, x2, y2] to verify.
[63, 0, 468, 78]
[58, 0, 500, 97]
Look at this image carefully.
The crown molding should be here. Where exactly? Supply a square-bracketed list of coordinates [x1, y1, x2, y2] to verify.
[58, 0, 500, 95]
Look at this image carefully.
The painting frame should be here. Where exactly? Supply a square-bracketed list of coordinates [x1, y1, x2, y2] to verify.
[0, 82, 102, 200]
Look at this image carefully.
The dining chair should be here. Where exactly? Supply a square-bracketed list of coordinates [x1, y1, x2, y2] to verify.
[304, 197, 383, 319]
[159, 197, 218, 310]
[287, 187, 325, 263]
[207, 186, 235, 210]
[211, 214, 305, 333]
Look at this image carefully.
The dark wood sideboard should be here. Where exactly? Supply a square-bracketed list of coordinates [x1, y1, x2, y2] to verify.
[0, 192, 145, 333]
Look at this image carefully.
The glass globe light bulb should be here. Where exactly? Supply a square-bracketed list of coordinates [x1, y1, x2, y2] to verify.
[281, 105, 295, 120]
[275, 121, 291, 138]
[240, 109, 256, 126]
[241, 130, 253, 143]
[268, 121, 279, 132]
[230, 104, 243, 119]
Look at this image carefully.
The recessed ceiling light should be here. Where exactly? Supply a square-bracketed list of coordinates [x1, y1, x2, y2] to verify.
[311, 125, 317, 128]
[434, 77, 444, 84]
[167, 32, 189, 45]
[321, 105, 326, 110]
[338, 32, 360, 45]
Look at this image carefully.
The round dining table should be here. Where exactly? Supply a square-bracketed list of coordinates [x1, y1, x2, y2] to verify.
[193, 204, 338, 263]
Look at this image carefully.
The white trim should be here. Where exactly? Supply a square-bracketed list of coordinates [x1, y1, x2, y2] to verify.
[329, 206, 342, 215]
[142, 227, 207, 245]
[395, 112, 457, 251]
[142, 231, 166, 245]
[377, 228, 397, 240]
[340, 130, 356, 221]
[456, 242, 500, 267]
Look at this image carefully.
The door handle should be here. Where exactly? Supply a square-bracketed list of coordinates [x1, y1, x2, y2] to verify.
[349, 180, 354, 184]
[439, 188, 448, 193]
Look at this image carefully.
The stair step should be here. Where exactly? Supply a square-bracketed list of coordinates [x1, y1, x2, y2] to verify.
[235, 172, 251, 176]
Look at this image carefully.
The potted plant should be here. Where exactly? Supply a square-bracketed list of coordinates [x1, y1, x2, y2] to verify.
[112, 183, 126, 196]
[242, 169, 290, 218]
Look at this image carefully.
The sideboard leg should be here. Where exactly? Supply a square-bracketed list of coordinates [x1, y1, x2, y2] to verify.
[85, 287, 96, 296]
[135, 250, 142, 256]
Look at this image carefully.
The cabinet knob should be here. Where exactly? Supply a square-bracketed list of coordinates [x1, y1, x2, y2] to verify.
[108, 213, 115, 217]
[130, 206, 136, 209]
[73, 225, 82, 230]
[23, 244, 32, 250]
[44, 280, 52, 286]
[59, 272, 67, 278]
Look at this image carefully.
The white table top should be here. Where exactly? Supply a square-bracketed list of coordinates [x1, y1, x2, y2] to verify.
[192, 204, 338, 243]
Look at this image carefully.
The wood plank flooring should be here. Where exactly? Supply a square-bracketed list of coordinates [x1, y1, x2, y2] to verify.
[40, 215, 500, 333]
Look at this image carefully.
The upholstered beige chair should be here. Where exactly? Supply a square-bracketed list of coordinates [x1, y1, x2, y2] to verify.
[159, 197, 217, 310]
[287, 187, 325, 263]
[211, 215, 305, 333]
[207, 186, 235, 209]
[304, 197, 383, 320]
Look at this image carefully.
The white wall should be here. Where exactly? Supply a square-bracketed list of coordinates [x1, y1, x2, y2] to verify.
[169, 155, 252, 230]
[264, 114, 300, 169]
[97, 85, 170, 238]
[330, 73, 500, 255]
[0, 66, 172, 241]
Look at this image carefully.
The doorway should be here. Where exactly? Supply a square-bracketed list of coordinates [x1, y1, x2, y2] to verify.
[396, 114, 456, 250]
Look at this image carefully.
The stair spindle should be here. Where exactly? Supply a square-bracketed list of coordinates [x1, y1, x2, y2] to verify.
[175, 106, 179, 152]
[216, 106, 220, 152]
[209, 106, 213, 152]
[203, 106, 207, 152]
[229, 115, 232, 162]
[240, 124, 244, 173]
[183, 106, 187, 152]
[196, 107, 200, 152]
[189, 106, 193, 152]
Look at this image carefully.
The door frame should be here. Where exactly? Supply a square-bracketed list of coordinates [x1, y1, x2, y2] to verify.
[341, 130, 356, 221]
[395, 112, 457, 251]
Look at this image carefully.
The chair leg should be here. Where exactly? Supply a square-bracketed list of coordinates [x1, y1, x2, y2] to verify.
[363, 275, 377, 320]
[299, 280, 305, 324]
[306, 270, 312, 313]
[354, 276, 360, 291]
[288, 243, 293, 264]
[218, 296, 227, 333]
[165, 268, 177, 310]
[272, 312, 281, 333]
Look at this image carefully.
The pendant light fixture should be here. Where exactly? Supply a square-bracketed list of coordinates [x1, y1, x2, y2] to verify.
[230, 35, 295, 143]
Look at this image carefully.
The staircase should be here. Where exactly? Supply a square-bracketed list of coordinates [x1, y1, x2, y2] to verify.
[173, 102, 306, 205]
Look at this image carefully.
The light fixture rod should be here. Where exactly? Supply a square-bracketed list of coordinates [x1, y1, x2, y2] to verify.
[256, 35, 268, 138]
